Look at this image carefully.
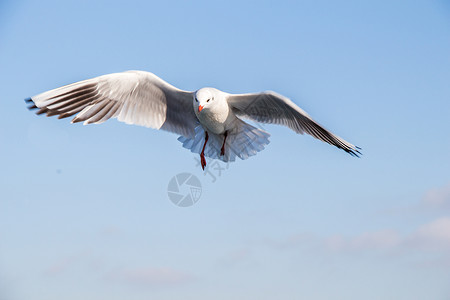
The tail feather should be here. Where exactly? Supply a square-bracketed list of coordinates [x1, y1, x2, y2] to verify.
[178, 119, 270, 162]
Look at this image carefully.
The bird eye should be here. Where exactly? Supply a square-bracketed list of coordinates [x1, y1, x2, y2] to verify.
[207, 99, 210, 102]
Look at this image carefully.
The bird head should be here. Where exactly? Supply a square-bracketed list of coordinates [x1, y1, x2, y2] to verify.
[194, 88, 215, 113]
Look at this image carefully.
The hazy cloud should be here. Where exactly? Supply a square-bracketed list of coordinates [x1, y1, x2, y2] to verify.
[107, 266, 194, 286]
[406, 217, 450, 250]
[44, 251, 93, 275]
[422, 182, 450, 209]
[217, 247, 253, 267]
[263, 217, 450, 268]
[324, 229, 401, 252]
[323, 218, 450, 254]
[99, 226, 122, 237]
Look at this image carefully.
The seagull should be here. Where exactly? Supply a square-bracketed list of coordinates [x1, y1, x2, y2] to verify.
[26, 70, 361, 169]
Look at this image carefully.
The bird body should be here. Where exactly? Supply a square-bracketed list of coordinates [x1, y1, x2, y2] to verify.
[26, 70, 360, 169]
[193, 88, 234, 135]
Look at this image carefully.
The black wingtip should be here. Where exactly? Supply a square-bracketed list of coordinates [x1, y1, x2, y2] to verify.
[25, 97, 39, 111]
[351, 146, 362, 158]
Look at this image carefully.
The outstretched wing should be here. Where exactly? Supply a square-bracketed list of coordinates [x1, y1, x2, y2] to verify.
[26, 70, 198, 138]
[227, 91, 361, 156]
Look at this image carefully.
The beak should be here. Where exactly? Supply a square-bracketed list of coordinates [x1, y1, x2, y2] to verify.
[198, 105, 204, 112]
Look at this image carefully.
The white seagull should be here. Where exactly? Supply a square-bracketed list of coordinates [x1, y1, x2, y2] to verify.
[26, 70, 361, 169]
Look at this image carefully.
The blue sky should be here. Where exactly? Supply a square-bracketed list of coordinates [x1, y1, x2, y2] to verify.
[1, 0, 450, 299]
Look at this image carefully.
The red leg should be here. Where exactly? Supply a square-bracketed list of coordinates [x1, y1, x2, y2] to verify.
[200, 131, 209, 170]
[220, 131, 228, 156]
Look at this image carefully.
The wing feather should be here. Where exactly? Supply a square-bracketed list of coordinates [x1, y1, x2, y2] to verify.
[27, 71, 198, 138]
[227, 91, 361, 156]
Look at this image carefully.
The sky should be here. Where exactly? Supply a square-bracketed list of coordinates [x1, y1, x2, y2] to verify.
[0, 0, 450, 299]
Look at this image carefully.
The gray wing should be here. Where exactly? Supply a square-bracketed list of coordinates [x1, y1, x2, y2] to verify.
[26, 70, 198, 138]
[227, 91, 361, 156]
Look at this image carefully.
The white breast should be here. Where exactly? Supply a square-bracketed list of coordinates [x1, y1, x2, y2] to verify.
[195, 94, 237, 134]
[196, 106, 228, 134]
